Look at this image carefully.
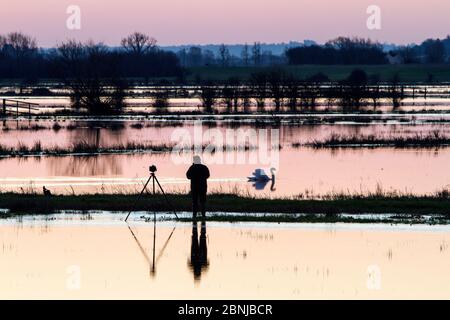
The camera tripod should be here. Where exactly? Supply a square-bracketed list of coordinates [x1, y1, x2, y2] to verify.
[125, 167, 179, 222]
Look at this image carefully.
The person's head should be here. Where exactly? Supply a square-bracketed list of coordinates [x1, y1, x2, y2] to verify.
[193, 155, 202, 165]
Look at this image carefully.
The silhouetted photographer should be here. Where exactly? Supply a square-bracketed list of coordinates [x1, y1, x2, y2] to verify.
[186, 156, 210, 218]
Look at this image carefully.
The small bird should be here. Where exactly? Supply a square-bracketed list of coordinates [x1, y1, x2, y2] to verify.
[43, 186, 52, 197]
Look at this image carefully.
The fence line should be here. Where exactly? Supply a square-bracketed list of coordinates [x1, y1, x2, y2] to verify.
[2, 99, 40, 117]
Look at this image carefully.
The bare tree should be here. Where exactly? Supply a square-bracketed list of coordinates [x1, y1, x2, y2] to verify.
[153, 88, 170, 113]
[285, 75, 300, 112]
[229, 77, 241, 112]
[222, 85, 234, 112]
[252, 42, 262, 66]
[389, 74, 403, 109]
[397, 45, 417, 64]
[5, 32, 37, 59]
[241, 43, 250, 66]
[1, 32, 38, 81]
[121, 32, 157, 56]
[56, 40, 127, 114]
[243, 92, 253, 114]
[250, 72, 268, 112]
[221, 77, 240, 113]
[57, 40, 85, 62]
[268, 69, 286, 112]
[203, 49, 215, 66]
[423, 39, 446, 63]
[200, 83, 217, 113]
[300, 83, 319, 110]
[219, 44, 230, 67]
[188, 47, 203, 66]
[56, 40, 86, 78]
[0, 35, 6, 48]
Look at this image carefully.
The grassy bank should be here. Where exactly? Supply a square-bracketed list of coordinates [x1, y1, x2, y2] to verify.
[1, 193, 450, 216]
[2, 65, 450, 87]
[187, 64, 450, 83]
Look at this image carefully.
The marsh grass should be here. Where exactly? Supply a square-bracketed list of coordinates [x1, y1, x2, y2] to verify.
[298, 131, 450, 149]
[0, 140, 259, 157]
[176, 214, 449, 225]
[130, 123, 144, 129]
[52, 123, 62, 131]
[1, 185, 450, 215]
[0, 140, 177, 156]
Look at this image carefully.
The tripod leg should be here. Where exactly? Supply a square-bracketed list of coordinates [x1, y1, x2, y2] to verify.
[153, 175, 156, 194]
[125, 175, 152, 222]
[151, 215, 156, 275]
[154, 176, 179, 219]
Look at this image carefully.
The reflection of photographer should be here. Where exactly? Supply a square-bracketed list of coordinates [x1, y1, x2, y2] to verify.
[186, 156, 210, 218]
[189, 220, 209, 280]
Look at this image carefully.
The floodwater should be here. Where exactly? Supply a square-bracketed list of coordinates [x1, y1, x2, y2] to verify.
[2, 84, 450, 113]
[1, 213, 450, 299]
[1, 119, 450, 197]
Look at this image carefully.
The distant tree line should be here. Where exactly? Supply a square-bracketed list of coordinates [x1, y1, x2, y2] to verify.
[392, 37, 450, 64]
[0, 32, 183, 114]
[0, 32, 182, 82]
[287, 36, 450, 65]
[176, 42, 286, 67]
[286, 37, 388, 65]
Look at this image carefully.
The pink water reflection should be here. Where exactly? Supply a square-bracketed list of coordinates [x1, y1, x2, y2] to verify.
[0, 147, 448, 197]
[1, 120, 449, 197]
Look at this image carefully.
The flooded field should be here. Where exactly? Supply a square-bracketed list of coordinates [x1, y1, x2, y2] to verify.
[2, 84, 450, 114]
[1, 213, 450, 299]
[1, 118, 450, 197]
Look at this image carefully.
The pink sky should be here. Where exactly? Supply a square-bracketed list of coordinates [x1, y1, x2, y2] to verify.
[0, 0, 449, 46]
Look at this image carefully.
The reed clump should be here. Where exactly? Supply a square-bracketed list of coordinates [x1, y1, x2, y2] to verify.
[297, 131, 450, 149]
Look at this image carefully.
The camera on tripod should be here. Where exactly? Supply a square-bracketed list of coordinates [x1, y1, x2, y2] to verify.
[125, 164, 178, 222]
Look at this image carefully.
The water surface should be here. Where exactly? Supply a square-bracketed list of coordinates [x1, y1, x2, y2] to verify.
[1, 119, 450, 197]
[1, 214, 450, 299]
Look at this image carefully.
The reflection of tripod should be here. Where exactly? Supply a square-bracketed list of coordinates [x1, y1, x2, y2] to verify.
[127, 223, 176, 277]
[125, 167, 179, 222]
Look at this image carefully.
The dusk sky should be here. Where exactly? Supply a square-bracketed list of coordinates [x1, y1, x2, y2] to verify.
[1, 0, 449, 46]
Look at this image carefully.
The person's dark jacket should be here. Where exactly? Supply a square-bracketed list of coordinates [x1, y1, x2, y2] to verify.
[186, 164, 210, 195]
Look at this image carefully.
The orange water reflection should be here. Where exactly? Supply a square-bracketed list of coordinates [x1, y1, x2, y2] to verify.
[1, 218, 450, 299]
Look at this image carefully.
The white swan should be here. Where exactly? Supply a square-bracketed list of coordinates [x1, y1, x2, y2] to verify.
[248, 168, 276, 182]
